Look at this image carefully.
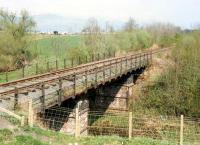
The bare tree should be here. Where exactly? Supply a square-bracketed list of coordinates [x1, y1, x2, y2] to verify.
[82, 18, 103, 55]
[124, 17, 138, 32]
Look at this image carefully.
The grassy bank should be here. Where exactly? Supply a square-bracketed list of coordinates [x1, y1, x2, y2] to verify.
[0, 127, 177, 145]
[133, 30, 200, 118]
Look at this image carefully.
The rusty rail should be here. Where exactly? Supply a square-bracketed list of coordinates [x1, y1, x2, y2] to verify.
[0, 47, 169, 98]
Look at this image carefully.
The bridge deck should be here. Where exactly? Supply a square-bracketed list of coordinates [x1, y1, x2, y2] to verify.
[0, 48, 166, 111]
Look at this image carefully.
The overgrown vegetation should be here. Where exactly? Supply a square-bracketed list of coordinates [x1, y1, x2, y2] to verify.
[135, 30, 200, 118]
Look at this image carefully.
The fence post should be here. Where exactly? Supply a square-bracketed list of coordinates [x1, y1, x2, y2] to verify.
[71, 58, 74, 67]
[103, 62, 106, 82]
[129, 112, 133, 139]
[28, 98, 33, 127]
[150, 50, 153, 63]
[47, 61, 50, 72]
[95, 67, 98, 87]
[36, 63, 38, 75]
[56, 60, 58, 70]
[92, 54, 94, 62]
[78, 56, 81, 65]
[180, 115, 184, 145]
[58, 77, 62, 106]
[125, 57, 128, 71]
[97, 53, 100, 61]
[131, 56, 133, 69]
[21, 116, 25, 126]
[115, 59, 117, 77]
[85, 56, 88, 63]
[85, 70, 88, 89]
[41, 83, 45, 116]
[73, 73, 76, 98]
[5, 70, 8, 82]
[120, 58, 123, 75]
[135, 56, 137, 68]
[109, 61, 112, 79]
[22, 66, 25, 78]
[14, 87, 18, 110]
[64, 59, 66, 69]
[103, 53, 106, 59]
[75, 103, 80, 138]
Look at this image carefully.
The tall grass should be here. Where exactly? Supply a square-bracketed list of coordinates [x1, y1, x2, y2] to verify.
[136, 30, 200, 117]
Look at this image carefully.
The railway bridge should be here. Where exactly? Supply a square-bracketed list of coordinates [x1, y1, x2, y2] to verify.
[0, 48, 166, 135]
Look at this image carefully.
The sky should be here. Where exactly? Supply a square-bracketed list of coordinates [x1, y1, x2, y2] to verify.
[0, 0, 200, 29]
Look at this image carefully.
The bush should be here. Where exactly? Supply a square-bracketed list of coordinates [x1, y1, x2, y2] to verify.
[138, 30, 200, 117]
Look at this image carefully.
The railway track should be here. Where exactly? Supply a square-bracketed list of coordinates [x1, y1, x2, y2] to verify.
[0, 47, 169, 98]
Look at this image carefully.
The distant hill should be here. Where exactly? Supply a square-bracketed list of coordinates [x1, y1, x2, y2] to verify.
[33, 14, 124, 33]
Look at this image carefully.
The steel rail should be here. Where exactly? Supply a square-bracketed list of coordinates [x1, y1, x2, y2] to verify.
[0, 47, 170, 96]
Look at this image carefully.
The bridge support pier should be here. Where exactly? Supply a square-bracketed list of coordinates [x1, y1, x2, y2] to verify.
[89, 83, 134, 111]
[59, 96, 89, 136]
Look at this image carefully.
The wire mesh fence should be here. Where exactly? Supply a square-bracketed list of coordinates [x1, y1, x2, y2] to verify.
[88, 111, 200, 144]
[33, 107, 200, 144]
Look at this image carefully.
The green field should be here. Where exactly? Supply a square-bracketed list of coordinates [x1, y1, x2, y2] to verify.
[29, 35, 83, 61]
[0, 35, 83, 83]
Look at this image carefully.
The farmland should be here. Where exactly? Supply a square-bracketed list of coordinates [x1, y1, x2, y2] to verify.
[29, 35, 82, 61]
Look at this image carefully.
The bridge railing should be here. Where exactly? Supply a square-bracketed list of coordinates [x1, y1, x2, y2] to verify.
[27, 51, 151, 112]
[0, 52, 115, 83]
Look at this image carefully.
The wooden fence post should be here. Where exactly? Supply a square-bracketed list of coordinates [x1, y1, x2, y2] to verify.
[71, 58, 74, 67]
[135, 56, 137, 68]
[14, 87, 18, 110]
[120, 58, 123, 75]
[78, 56, 81, 65]
[114, 51, 116, 57]
[28, 99, 33, 127]
[180, 115, 184, 145]
[36, 63, 38, 75]
[22, 66, 25, 78]
[21, 116, 25, 126]
[125, 57, 128, 71]
[131, 56, 133, 69]
[85, 70, 88, 89]
[109, 61, 112, 79]
[73, 73, 76, 98]
[64, 59, 67, 69]
[115, 59, 117, 77]
[47, 61, 50, 72]
[97, 53, 100, 61]
[85, 56, 88, 63]
[103, 53, 106, 59]
[58, 77, 62, 106]
[75, 103, 80, 138]
[95, 67, 98, 87]
[129, 112, 133, 139]
[5, 70, 8, 82]
[56, 60, 58, 70]
[41, 83, 45, 115]
[103, 62, 106, 82]
[92, 54, 94, 62]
